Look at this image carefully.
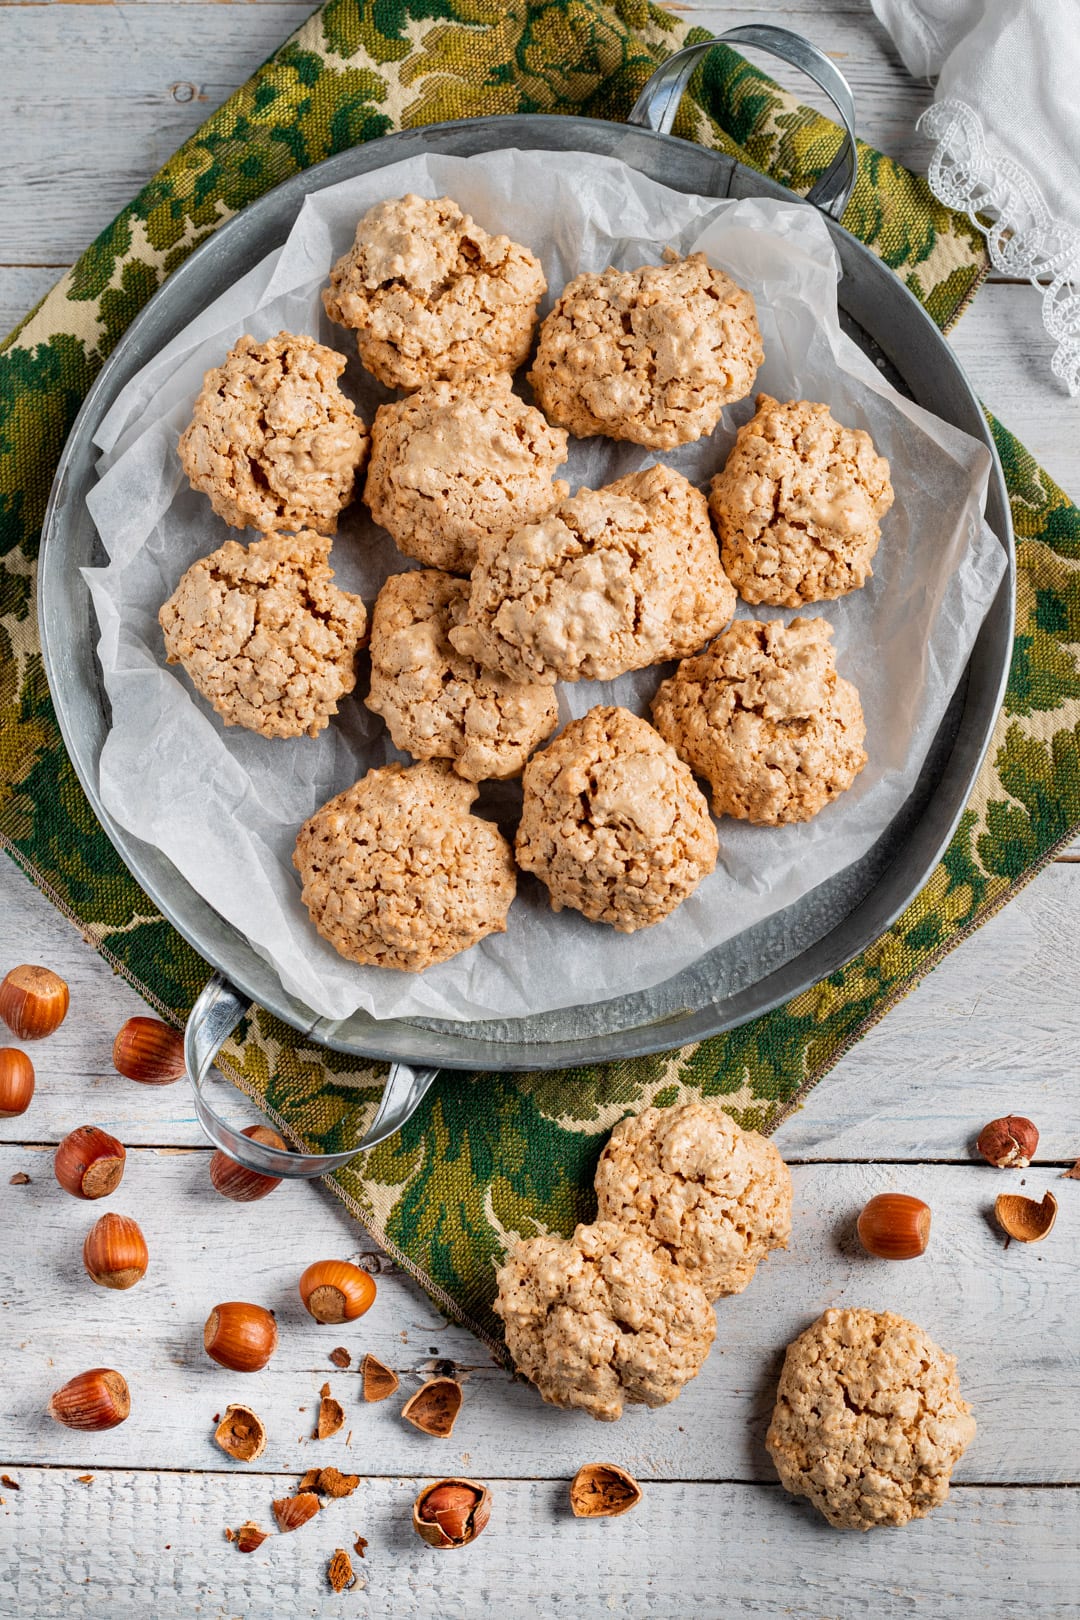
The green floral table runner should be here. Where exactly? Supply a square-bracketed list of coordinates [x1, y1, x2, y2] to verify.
[4, 0, 1080, 1356]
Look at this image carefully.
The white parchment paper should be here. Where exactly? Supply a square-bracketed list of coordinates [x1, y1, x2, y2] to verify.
[84, 148, 1007, 1025]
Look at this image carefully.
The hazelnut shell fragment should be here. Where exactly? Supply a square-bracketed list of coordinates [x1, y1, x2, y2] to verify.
[112, 1016, 186, 1084]
[413, 1478, 491, 1548]
[311, 1466, 360, 1499]
[214, 1404, 267, 1462]
[273, 1492, 320, 1533]
[401, 1376, 463, 1438]
[0, 965, 69, 1040]
[362, 1353, 399, 1402]
[977, 1115, 1039, 1169]
[235, 1521, 268, 1553]
[569, 1462, 643, 1518]
[316, 1386, 345, 1440]
[994, 1189, 1058, 1243]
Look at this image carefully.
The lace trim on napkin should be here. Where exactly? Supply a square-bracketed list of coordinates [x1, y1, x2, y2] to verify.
[920, 97, 1080, 395]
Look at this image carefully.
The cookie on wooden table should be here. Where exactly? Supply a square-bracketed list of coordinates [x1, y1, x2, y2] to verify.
[709, 394, 894, 606]
[364, 374, 568, 574]
[292, 761, 516, 972]
[528, 252, 763, 449]
[449, 463, 736, 685]
[493, 1220, 716, 1422]
[159, 531, 367, 740]
[323, 194, 546, 391]
[365, 570, 558, 782]
[651, 617, 867, 825]
[766, 1307, 976, 1529]
[177, 332, 369, 536]
[515, 707, 718, 933]
[594, 1099, 792, 1299]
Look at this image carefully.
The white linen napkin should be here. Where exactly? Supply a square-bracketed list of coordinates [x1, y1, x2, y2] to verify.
[870, 0, 1080, 393]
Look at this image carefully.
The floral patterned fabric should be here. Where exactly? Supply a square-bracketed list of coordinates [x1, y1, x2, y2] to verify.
[3, 0, 1077, 1354]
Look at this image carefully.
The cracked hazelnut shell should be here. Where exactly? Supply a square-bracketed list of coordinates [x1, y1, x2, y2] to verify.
[214, 1404, 267, 1462]
[569, 1462, 642, 1518]
[402, 1376, 462, 1438]
[994, 1188, 1057, 1243]
[413, 1478, 491, 1548]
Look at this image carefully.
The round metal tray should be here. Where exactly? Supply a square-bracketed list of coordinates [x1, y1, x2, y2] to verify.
[39, 104, 1014, 1104]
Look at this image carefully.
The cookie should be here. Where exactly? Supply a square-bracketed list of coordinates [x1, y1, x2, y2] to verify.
[177, 332, 369, 536]
[651, 617, 867, 824]
[709, 394, 894, 606]
[365, 570, 558, 781]
[766, 1307, 976, 1530]
[292, 761, 516, 971]
[528, 252, 763, 449]
[159, 531, 367, 740]
[448, 463, 736, 684]
[594, 1099, 792, 1299]
[323, 194, 546, 391]
[364, 374, 569, 573]
[515, 707, 718, 933]
[493, 1220, 716, 1422]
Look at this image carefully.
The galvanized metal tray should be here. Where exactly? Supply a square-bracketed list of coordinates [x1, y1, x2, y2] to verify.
[39, 29, 1014, 1174]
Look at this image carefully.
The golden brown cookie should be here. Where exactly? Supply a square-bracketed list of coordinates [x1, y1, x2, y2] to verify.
[448, 464, 736, 685]
[292, 761, 516, 971]
[651, 617, 867, 824]
[323, 194, 546, 391]
[515, 707, 718, 933]
[766, 1308, 976, 1529]
[159, 531, 367, 740]
[365, 570, 558, 781]
[363, 374, 569, 573]
[594, 1099, 792, 1299]
[177, 332, 369, 536]
[493, 1220, 716, 1422]
[528, 252, 763, 449]
[709, 395, 894, 606]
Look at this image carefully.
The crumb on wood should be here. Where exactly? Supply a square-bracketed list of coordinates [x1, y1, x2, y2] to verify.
[1, 1477, 18, 1491]
[75, 1475, 93, 1485]
[9, 1173, 30, 1185]
[327, 1548, 355, 1593]
[353, 1534, 368, 1559]
[316, 1467, 359, 1500]
[329, 1347, 352, 1369]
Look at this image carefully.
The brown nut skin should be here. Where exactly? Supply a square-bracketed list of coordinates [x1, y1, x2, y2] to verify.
[977, 1115, 1039, 1169]
[856, 1193, 932, 1260]
[0, 965, 69, 1040]
[569, 1462, 642, 1518]
[112, 1016, 186, 1084]
[299, 1259, 376, 1323]
[413, 1478, 491, 1548]
[214, 1404, 267, 1462]
[203, 1302, 278, 1372]
[209, 1125, 288, 1203]
[994, 1189, 1057, 1243]
[0, 1048, 34, 1117]
[82, 1212, 149, 1289]
[47, 1368, 130, 1431]
[54, 1126, 126, 1200]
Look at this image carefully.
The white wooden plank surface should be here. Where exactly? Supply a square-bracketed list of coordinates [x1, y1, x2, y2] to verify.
[2, 1469, 1078, 1620]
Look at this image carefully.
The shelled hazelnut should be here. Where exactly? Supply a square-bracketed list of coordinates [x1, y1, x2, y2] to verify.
[0, 965, 69, 1040]
[977, 1115, 1039, 1169]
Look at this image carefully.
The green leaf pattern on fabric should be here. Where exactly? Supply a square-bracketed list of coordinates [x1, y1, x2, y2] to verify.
[2, 1, 1077, 1350]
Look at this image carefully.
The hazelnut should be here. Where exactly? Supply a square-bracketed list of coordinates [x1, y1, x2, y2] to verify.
[209, 1126, 288, 1202]
[48, 1368, 130, 1431]
[82, 1212, 149, 1289]
[413, 1478, 491, 1548]
[112, 1016, 186, 1084]
[273, 1492, 320, 1533]
[401, 1377, 463, 1439]
[362, 1352, 399, 1403]
[203, 1302, 278, 1372]
[856, 1192, 932, 1260]
[298, 1259, 376, 1324]
[54, 1126, 126, 1200]
[0, 1048, 34, 1118]
[976, 1115, 1039, 1169]
[994, 1189, 1058, 1243]
[569, 1462, 642, 1518]
[214, 1404, 267, 1462]
[0, 965, 69, 1040]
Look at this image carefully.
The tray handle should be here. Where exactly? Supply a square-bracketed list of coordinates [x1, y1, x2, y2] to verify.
[183, 970, 440, 1175]
[628, 24, 859, 222]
